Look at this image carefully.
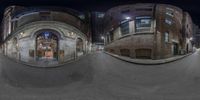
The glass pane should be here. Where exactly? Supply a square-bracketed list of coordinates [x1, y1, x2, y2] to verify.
[135, 16, 152, 32]
[121, 22, 129, 35]
[36, 31, 58, 60]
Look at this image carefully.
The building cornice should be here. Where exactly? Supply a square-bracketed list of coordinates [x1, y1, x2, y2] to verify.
[2, 21, 87, 44]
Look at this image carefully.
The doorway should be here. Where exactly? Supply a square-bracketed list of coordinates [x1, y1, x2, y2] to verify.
[173, 43, 179, 55]
[186, 44, 189, 53]
[36, 31, 58, 61]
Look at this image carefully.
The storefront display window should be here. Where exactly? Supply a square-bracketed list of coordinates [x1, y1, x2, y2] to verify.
[36, 31, 58, 60]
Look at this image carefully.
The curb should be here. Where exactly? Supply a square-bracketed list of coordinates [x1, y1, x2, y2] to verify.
[104, 51, 193, 65]
[0, 54, 87, 68]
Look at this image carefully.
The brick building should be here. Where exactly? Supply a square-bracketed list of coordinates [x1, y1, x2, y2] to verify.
[91, 12, 105, 43]
[104, 3, 193, 59]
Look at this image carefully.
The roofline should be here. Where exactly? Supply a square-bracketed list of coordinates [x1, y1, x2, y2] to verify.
[106, 3, 183, 13]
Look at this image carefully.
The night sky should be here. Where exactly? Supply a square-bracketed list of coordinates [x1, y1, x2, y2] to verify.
[0, 0, 200, 26]
[0, 0, 200, 25]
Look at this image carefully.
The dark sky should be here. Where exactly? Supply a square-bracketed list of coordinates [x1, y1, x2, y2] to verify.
[0, 0, 200, 25]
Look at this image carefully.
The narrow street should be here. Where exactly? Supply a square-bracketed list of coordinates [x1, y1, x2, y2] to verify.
[1, 50, 200, 100]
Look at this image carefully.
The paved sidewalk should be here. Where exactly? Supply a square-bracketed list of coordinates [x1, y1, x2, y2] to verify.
[0, 54, 87, 68]
[105, 51, 193, 65]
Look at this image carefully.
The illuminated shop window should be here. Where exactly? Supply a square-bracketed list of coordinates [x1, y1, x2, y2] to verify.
[36, 31, 58, 60]
[135, 16, 152, 32]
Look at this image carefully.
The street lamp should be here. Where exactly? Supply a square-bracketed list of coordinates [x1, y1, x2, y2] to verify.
[125, 16, 131, 20]
[189, 37, 193, 41]
[101, 36, 105, 46]
[101, 36, 105, 40]
[189, 37, 194, 49]
[20, 32, 24, 35]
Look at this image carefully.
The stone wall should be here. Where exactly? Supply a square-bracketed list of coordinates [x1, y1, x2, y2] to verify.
[3, 21, 88, 64]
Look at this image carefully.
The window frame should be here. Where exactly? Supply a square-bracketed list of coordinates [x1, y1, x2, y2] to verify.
[135, 16, 152, 33]
[164, 32, 169, 43]
[120, 21, 130, 36]
[165, 18, 173, 25]
[165, 7, 174, 17]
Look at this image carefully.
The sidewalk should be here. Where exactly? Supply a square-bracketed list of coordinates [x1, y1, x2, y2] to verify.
[104, 51, 193, 65]
[0, 53, 87, 68]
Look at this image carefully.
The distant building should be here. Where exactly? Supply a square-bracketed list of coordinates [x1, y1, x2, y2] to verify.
[0, 6, 92, 66]
[183, 12, 194, 53]
[0, 26, 2, 52]
[104, 3, 193, 59]
[91, 12, 105, 43]
[91, 42, 104, 52]
[193, 24, 200, 48]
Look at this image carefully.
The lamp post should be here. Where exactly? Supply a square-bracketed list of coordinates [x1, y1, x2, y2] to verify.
[125, 16, 131, 20]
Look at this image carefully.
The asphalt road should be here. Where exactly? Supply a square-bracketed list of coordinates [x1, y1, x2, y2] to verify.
[1, 50, 200, 100]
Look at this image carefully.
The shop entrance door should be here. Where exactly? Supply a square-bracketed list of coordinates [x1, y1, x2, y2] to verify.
[36, 31, 58, 61]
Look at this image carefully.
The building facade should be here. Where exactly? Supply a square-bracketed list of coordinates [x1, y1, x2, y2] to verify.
[104, 3, 193, 59]
[0, 6, 91, 66]
[91, 12, 105, 43]
[91, 42, 104, 52]
[182, 12, 194, 53]
[193, 24, 200, 48]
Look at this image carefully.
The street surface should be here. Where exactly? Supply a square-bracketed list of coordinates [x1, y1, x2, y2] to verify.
[1, 50, 200, 100]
